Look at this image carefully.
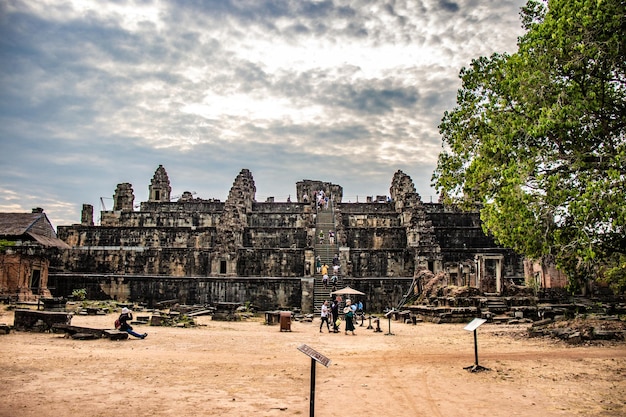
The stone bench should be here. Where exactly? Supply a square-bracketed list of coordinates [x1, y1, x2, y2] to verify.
[14, 309, 71, 332]
[264, 311, 281, 325]
[51, 324, 129, 340]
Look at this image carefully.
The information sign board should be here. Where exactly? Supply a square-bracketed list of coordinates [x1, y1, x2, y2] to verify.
[297, 344, 331, 367]
[464, 318, 487, 332]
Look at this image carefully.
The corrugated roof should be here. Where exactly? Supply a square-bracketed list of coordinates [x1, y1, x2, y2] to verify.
[0, 213, 44, 235]
[0, 212, 69, 248]
[27, 232, 71, 249]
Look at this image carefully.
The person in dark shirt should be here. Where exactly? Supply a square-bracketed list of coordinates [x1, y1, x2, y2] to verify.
[330, 296, 341, 333]
[118, 307, 147, 339]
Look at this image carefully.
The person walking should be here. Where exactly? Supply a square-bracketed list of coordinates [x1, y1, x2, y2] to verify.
[316, 256, 322, 274]
[320, 300, 331, 333]
[331, 297, 341, 333]
[117, 307, 147, 339]
[344, 299, 356, 335]
[321, 262, 329, 290]
[330, 274, 338, 291]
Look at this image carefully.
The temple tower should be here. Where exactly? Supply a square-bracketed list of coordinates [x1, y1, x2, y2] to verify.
[213, 169, 257, 275]
[390, 170, 441, 271]
[149, 165, 171, 202]
[113, 183, 135, 212]
[80, 204, 94, 226]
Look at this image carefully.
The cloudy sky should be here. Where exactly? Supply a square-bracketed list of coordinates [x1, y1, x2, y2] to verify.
[0, 0, 527, 229]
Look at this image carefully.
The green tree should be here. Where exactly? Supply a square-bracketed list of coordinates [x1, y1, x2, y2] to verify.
[432, 0, 626, 292]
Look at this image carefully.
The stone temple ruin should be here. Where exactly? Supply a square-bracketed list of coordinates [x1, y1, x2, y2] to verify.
[48, 165, 535, 314]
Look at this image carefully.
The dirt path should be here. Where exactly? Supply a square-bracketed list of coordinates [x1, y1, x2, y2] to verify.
[0, 310, 624, 417]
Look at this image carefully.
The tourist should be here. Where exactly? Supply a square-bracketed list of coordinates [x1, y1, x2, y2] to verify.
[319, 231, 324, 244]
[317, 191, 325, 210]
[329, 230, 335, 245]
[316, 256, 322, 274]
[332, 264, 340, 276]
[332, 253, 339, 266]
[321, 263, 328, 277]
[117, 307, 147, 339]
[331, 297, 341, 333]
[350, 299, 358, 314]
[322, 274, 328, 289]
[344, 300, 356, 335]
[319, 300, 331, 333]
[355, 299, 364, 326]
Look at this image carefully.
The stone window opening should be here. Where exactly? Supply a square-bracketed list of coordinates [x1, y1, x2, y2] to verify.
[220, 260, 227, 274]
[30, 269, 41, 294]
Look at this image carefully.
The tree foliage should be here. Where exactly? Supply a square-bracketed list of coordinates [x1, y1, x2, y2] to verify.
[432, 0, 626, 291]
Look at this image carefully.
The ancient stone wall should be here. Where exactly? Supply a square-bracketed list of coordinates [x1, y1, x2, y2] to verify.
[48, 273, 411, 312]
[54, 247, 212, 276]
[341, 277, 414, 312]
[344, 249, 414, 277]
[58, 226, 217, 248]
[235, 249, 305, 277]
[52, 166, 530, 303]
[100, 206, 222, 227]
[243, 228, 308, 249]
[49, 273, 304, 310]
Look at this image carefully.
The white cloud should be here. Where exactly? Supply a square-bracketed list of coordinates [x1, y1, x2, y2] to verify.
[0, 0, 527, 228]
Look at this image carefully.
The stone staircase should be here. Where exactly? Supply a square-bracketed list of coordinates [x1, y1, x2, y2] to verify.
[484, 297, 509, 315]
[312, 202, 343, 313]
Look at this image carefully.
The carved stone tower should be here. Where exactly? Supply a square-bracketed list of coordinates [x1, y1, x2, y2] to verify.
[214, 169, 256, 275]
[81, 204, 94, 226]
[390, 170, 441, 271]
[113, 183, 135, 212]
[149, 165, 171, 202]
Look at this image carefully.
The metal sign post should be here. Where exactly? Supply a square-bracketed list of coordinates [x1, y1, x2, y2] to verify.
[384, 310, 395, 335]
[463, 318, 490, 372]
[298, 344, 331, 417]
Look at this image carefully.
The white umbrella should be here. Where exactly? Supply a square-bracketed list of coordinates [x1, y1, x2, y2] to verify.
[331, 286, 365, 296]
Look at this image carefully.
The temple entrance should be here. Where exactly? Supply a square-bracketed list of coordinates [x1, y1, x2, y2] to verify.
[31, 269, 41, 293]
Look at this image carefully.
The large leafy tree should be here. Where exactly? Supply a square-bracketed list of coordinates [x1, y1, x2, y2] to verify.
[432, 0, 626, 292]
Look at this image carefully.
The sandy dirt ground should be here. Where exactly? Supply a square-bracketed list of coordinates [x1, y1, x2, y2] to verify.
[0, 308, 625, 417]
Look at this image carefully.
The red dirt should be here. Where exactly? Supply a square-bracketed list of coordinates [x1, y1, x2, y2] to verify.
[0, 309, 625, 417]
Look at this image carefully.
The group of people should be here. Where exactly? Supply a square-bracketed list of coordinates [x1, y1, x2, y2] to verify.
[316, 189, 329, 210]
[317, 254, 341, 291]
[320, 297, 364, 335]
[318, 230, 335, 245]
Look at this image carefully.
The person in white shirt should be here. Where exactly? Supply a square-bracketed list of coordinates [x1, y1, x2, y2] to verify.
[320, 300, 331, 333]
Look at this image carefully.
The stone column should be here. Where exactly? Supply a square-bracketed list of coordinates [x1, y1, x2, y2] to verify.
[81, 204, 94, 226]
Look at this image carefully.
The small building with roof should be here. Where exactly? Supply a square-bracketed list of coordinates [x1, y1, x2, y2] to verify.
[0, 208, 69, 302]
